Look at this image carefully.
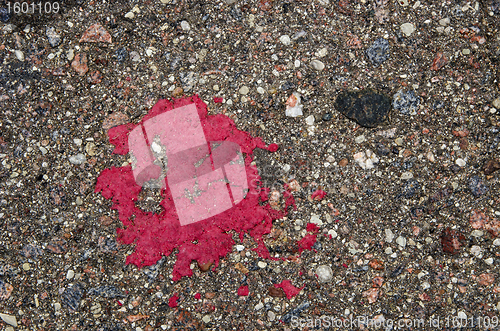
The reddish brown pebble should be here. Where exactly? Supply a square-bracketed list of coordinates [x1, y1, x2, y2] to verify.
[362, 288, 379, 304]
[205, 292, 216, 299]
[339, 158, 348, 167]
[452, 129, 469, 137]
[71, 53, 89, 76]
[369, 259, 384, 270]
[198, 261, 213, 272]
[483, 159, 500, 175]
[431, 52, 448, 71]
[46, 237, 68, 254]
[79, 23, 112, 43]
[0, 281, 13, 300]
[99, 215, 115, 226]
[88, 70, 102, 84]
[372, 276, 384, 288]
[440, 228, 465, 255]
[484, 218, 500, 237]
[102, 112, 130, 130]
[470, 210, 487, 229]
[478, 273, 495, 286]
[268, 286, 286, 297]
[419, 293, 430, 301]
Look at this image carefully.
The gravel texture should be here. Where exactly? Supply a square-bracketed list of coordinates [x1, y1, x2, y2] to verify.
[0, 0, 500, 330]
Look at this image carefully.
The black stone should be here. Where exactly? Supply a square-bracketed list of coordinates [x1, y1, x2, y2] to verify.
[334, 90, 391, 128]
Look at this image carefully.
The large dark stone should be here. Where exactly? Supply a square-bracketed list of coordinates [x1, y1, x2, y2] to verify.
[335, 90, 392, 128]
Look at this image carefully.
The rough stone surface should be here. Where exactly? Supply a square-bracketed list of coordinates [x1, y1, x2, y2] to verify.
[335, 90, 392, 127]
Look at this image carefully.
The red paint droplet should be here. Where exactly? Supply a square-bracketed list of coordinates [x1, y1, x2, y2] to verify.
[168, 294, 179, 308]
[237, 285, 249, 296]
[267, 143, 279, 152]
[311, 189, 327, 200]
[213, 97, 223, 103]
[274, 280, 304, 299]
[342, 263, 348, 268]
[194, 293, 201, 300]
[297, 234, 317, 252]
[306, 223, 320, 233]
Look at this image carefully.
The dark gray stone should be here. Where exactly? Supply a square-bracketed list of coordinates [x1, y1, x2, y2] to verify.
[335, 90, 391, 128]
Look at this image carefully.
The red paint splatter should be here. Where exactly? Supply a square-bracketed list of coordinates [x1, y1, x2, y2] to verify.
[194, 293, 201, 300]
[213, 97, 223, 103]
[168, 294, 179, 308]
[306, 223, 320, 233]
[95, 95, 296, 281]
[311, 189, 327, 200]
[274, 280, 304, 299]
[297, 233, 317, 252]
[237, 285, 249, 296]
[267, 143, 279, 152]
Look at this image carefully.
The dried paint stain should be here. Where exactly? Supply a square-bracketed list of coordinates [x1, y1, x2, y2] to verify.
[95, 95, 296, 280]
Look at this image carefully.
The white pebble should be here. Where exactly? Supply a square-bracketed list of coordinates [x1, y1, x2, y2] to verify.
[257, 261, 267, 268]
[180, 21, 190, 31]
[396, 236, 407, 248]
[279, 35, 291, 46]
[305, 115, 315, 126]
[316, 47, 328, 58]
[14, 50, 24, 61]
[385, 229, 394, 243]
[0, 313, 17, 327]
[315, 265, 333, 283]
[456, 158, 466, 167]
[311, 59, 325, 71]
[484, 257, 494, 265]
[400, 23, 416, 37]
[328, 229, 338, 239]
[239, 86, 249, 95]
[354, 135, 365, 143]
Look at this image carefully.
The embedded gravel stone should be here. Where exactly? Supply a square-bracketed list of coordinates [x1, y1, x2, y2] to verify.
[335, 90, 392, 127]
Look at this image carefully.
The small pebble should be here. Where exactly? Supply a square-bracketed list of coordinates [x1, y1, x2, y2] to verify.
[322, 113, 332, 121]
[257, 261, 267, 268]
[239, 86, 249, 95]
[279, 35, 291, 45]
[0, 313, 17, 327]
[180, 21, 190, 31]
[315, 265, 333, 283]
[492, 97, 500, 109]
[400, 23, 416, 36]
[439, 17, 450, 26]
[310, 59, 325, 71]
[69, 153, 87, 165]
[354, 135, 366, 144]
[14, 50, 24, 61]
[385, 229, 394, 243]
[456, 158, 466, 167]
[305, 115, 315, 126]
